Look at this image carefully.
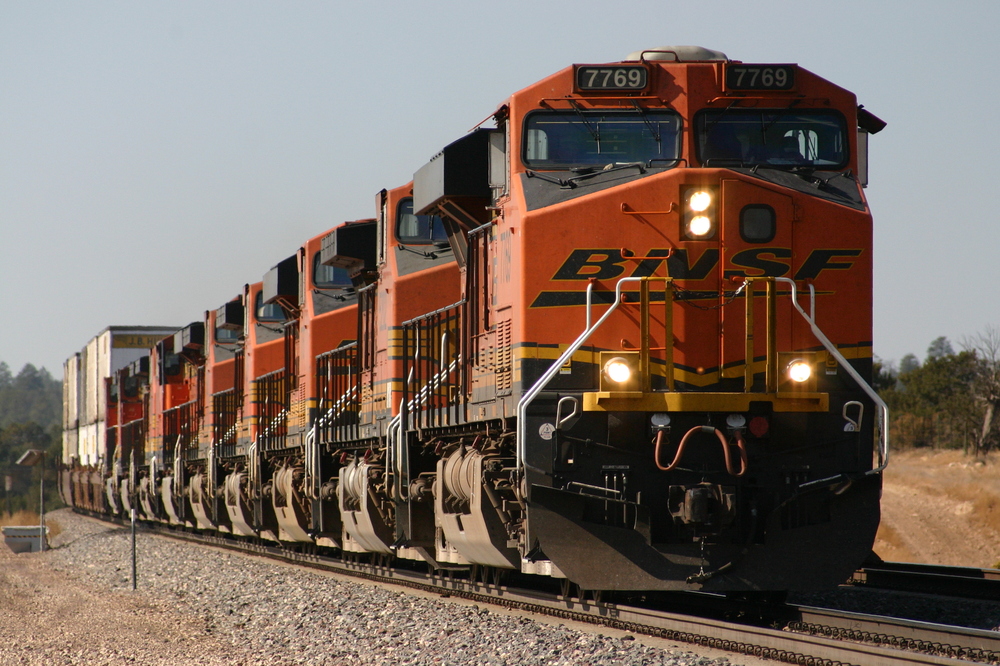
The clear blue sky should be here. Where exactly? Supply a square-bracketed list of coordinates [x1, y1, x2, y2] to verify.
[2, 1, 997, 376]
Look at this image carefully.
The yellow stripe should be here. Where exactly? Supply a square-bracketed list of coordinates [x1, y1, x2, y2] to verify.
[516, 344, 872, 387]
[582, 391, 829, 413]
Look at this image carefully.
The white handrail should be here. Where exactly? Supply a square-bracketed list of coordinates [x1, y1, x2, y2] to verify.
[513, 276, 888, 477]
[516, 277, 640, 472]
[775, 278, 888, 473]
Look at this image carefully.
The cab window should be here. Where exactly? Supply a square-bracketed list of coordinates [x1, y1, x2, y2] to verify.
[215, 326, 240, 344]
[696, 109, 847, 169]
[254, 291, 286, 323]
[395, 198, 448, 245]
[522, 109, 681, 169]
[312, 251, 352, 289]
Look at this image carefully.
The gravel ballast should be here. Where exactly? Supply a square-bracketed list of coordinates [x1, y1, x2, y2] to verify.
[2, 509, 750, 665]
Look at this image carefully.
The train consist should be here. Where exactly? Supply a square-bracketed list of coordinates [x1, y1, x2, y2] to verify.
[61, 46, 887, 592]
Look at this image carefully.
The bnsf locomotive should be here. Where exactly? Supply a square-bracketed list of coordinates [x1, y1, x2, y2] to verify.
[61, 45, 887, 592]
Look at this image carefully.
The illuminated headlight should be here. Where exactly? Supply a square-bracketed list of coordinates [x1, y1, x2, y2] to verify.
[682, 186, 717, 239]
[604, 357, 633, 384]
[787, 359, 812, 383]
[688, 190, 713, 212]
[687, 215, 713, 237]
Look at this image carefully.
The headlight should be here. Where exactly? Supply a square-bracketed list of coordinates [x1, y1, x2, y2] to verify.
[687, 215, 713, 237]
[688, 190, 712, 212]
[603, 357, 633, 384]
[787, 359, 812, 383]
[682, 186, 717, 239]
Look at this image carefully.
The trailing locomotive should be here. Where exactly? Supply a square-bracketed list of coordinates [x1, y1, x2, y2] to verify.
[61, 45, 886, 592]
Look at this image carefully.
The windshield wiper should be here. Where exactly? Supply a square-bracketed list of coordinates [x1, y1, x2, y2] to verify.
[565, 162, 646, 186]
[750, 163, 845, 194]
[397, 244, 440, 260]
[313, 289, 355, 302]
[525, 169, 570, 187]
[568, 100, 601, 144]
[630, 100, 661, 143]
[702, 100, 741, 134]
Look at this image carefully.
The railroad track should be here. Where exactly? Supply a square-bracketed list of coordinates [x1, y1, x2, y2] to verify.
[83, 511, 1000, 666]
[852, 561, 1000, 601]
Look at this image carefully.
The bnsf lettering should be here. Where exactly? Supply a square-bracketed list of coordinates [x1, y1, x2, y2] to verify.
[553, 248, 720, 281]
[794, 249, 863, 280]
[726, 248, 792, 278]
[552, 247, 861, 282]
[633, 249, 719, 280]
[552, 249, 626, 280]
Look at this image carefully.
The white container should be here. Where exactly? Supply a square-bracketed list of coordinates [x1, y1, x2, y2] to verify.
[64, 326, 179, 466]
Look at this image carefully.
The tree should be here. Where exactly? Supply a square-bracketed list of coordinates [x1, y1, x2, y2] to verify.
[926, 336, 955, 361]
[899, 353, 920, 376]
[887, 347, 979, 451]
[0, 363, 61, 430]
[960, 325, 1000, 457]
[872, 356, 897, 393]
[0, 361, 64, 514]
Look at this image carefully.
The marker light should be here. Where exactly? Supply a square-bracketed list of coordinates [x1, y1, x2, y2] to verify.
[787, 359, 812, 383]
[604, 357, 633, 384]
[650, 413, 671, 430]
[688, 190, 713, 212]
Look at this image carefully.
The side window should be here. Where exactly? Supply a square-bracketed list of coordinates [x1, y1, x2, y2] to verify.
[255, 291, 286, 322]
[395, 198, 448, 245]
[312, 251, 352, 289]
[215, 326, 240, 344]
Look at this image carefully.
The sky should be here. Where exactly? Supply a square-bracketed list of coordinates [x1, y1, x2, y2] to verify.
[2, 1, 998, 377]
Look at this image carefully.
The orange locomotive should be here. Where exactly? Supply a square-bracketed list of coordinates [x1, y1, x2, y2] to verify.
[376, 45, 887, 590]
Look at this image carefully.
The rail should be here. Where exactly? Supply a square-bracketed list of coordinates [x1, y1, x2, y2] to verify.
[81, 510, 995, 666]
[516, 276, 888, 475]
[401, 300, 465, 431]
[253, 368, 288, 450]
[517, 277, 636, 472]
[776, 278, 888, 473]
[307, 343, 362, 500]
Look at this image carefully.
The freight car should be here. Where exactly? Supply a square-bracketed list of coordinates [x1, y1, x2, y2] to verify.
[62, 45, 886, 593]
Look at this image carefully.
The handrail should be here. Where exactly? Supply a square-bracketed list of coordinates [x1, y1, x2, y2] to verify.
[776, 278, 888, 474]
[515, 275, 888, 476]
[516, 277, 641, 473]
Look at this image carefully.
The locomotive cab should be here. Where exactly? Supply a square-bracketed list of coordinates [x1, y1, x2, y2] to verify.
[513, 47, 886, 591]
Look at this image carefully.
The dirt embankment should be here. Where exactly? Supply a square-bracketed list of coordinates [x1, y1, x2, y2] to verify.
[875, 448, 1000, 568]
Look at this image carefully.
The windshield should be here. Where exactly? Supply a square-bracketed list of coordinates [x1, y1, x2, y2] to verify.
[696, 109, 847, 169]
[522, 109, 681, 170]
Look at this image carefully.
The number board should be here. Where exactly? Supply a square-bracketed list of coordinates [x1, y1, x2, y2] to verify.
[725, 64, 796, 91]
[575, 65, 649, 92]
